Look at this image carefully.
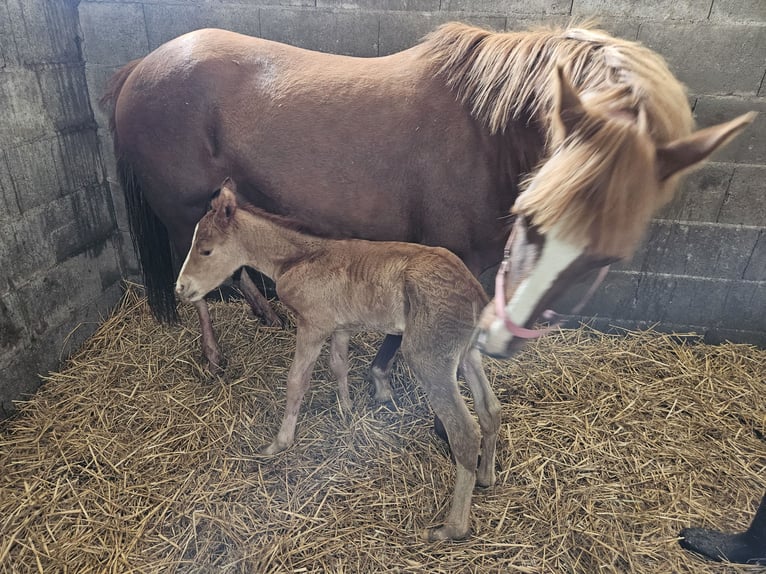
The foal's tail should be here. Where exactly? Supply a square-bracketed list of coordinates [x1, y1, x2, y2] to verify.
[101, 60, 179, 324]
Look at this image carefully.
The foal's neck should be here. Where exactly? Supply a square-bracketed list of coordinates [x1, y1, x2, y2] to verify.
[237, 209, 325, 281]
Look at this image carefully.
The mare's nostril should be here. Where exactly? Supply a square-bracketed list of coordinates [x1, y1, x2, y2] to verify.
[175, 283, 185, 296]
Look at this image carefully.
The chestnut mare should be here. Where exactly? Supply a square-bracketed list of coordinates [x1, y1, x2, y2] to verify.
[102, 23, 754, 370]
[176, 178, 498, 541]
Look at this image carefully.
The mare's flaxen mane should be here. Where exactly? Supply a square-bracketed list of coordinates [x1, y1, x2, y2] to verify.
[421, 23, 694, 257]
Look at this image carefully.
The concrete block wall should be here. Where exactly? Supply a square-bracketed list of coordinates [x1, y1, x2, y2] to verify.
[0, 0, 124, 415]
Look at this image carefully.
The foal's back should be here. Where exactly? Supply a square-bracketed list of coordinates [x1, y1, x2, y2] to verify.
[277, 239, 488, 340]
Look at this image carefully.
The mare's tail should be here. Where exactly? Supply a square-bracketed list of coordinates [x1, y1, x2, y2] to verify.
[101, 60, 179, 323]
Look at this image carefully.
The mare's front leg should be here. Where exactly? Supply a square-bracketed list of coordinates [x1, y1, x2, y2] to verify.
[329, 331, 352, 412]
[263, 325, 326, 455]
[193, 299, 223, 374]
[461, 348, 501, 488]
[237, 268, 284, 328]
[370, 334, 400, 404]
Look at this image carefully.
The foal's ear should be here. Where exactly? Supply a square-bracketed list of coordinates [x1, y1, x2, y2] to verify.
[656, 112, 757, 181]
[211, 181, 238, 225]
[553, 65, 587, 139]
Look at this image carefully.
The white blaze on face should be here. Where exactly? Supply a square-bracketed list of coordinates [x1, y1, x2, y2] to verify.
[176, 222, 201, 300]
[481, 224, 585, 356]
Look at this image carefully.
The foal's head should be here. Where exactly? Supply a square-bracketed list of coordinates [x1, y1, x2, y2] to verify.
[176, 178, 244, 302]
[476, 67, 755, 359]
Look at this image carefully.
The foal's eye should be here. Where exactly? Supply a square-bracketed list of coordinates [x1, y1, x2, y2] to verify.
[201, 249, 212, 256]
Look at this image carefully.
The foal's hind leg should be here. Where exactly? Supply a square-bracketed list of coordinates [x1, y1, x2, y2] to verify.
[193, 299, 224, 374]
[408, 356, 480, 541]
[237, 268, 284, 328]
[370, 334, 399, 404]
[329, 331, 352, 412]
[461, 348, 501, 488]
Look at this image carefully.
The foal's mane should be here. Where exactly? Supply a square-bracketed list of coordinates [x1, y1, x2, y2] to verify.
[420, 23, 695, 257]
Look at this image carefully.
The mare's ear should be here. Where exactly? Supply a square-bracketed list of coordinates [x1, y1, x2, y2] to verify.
[210, 179, 238, 225]
[656, 112, 757, 181]
[553, 65, 587, 139]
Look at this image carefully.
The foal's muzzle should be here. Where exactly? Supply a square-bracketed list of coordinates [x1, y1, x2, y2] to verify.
[175, 279, 200, 302]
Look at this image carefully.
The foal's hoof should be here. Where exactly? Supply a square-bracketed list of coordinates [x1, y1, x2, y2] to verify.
[420, 525, 471, 542]
[260, 440, 290, 456]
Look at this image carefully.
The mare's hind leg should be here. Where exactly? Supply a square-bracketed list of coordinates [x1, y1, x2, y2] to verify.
[407, 354, 480, 541]
[193, 299, 224, 374]
[370, 334, 400, 404]
[461, 348, 501, 488]
[329, 331, 352, 412]
[237, 268, 284, 328]
[263, 325, 326, 455]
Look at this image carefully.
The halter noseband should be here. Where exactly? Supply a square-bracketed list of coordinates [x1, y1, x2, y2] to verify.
[493, 231, 610, 339]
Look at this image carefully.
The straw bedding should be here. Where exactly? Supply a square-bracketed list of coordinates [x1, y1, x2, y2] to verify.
[1, 285, 764, 573]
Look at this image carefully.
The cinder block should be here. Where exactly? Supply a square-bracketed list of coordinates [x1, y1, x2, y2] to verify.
[638, 274, 731, 327]
[318, 0, 440, 9]
[573, 0, 712, 21]
[0, 211, 58, 289]
[709, 0, 766, 22]
[201, 4, 263, 39]
[37, 64, 94, 133]
[693, 96, 766, 163]
[379, 12, 505, 55]
[624, 220, 762, 280]
[0, 69, 51, 146]
[217, 0, 311, 5]
[143, 5, 207, 50]
[78, 2, 149, 66]
[718, 280, 766, 331]
[5, 0, 81, 64]
[637, 22, 765, 95]
[0, 291, 25, 353]
[658, 162, 734, 223]
[0, 1, 16, 67]
[4, 137, 60, 213]
[742, 230, 766, 281]
[717, 165, 766, 226]
[0, 154, 21, 222]
[47, 185, 116, 263]
[443, 0, 571, 15]
[15, 246, 121, 336]
[54, 130, 104, 196]
[260, 8, 380, 56]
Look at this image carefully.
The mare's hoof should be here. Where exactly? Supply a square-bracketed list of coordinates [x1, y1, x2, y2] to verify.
[204, 355, 225, 377]
[420, 525, 471, 542]
[679, 527, 766, 565]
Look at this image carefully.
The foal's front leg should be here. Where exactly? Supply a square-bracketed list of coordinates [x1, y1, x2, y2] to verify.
[262, 326, 326, 455]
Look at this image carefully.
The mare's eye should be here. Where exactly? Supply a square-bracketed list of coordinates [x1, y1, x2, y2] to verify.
[201, 249, 212, 256]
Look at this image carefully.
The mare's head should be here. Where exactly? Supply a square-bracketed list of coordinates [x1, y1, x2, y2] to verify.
[176, 178, 244, 302]
[476, 67, 755, 359]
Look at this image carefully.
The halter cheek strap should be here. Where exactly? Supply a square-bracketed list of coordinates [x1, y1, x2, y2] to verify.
[493, 236, 610, 339]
